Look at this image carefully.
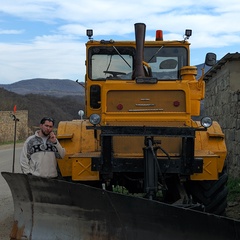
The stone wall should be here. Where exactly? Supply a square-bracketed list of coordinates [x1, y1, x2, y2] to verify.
[0, 110, 29, 143]
[204, 60, 240, 177]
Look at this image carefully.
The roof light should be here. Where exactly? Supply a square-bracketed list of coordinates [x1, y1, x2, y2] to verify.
[184, 29, 192, 40]
[156, 30, 163, 41]
[86, 29, 93, 40]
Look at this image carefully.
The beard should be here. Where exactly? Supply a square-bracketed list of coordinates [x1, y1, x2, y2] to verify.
[41, 129, 50, 137]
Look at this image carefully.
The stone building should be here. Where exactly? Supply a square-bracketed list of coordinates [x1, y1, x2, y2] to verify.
[0, 110, 28, 143]
[204, 52, 240, 177]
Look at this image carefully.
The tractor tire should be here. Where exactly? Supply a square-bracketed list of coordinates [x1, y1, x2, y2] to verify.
[185, 170, 228, 216]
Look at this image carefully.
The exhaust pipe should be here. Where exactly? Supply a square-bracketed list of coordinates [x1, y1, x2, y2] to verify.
[132, 23, 146, 79]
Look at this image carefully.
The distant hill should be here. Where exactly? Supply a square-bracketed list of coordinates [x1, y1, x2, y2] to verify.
[0, 78, 84, 97]
[0, 82, 85, 128]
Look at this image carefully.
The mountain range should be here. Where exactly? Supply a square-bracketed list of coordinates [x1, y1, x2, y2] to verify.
[0, 79, 85, 128]
[0, 78, 85, 98]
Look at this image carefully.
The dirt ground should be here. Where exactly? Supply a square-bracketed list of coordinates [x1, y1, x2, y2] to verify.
[226, 196, 240, 220]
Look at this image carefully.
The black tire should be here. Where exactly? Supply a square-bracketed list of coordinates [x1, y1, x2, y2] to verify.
[185, 169, 228, 215]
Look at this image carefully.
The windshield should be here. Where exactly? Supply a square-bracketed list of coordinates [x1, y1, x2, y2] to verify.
[89, 46, 134, 80]
[88, 46, 187, 80]
[144, 46, 187, 80]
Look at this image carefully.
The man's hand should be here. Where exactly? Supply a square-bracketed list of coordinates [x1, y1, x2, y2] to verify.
[49, 131, 57, 144]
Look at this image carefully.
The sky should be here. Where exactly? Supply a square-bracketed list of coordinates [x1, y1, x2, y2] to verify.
[1, 0, 240, 84]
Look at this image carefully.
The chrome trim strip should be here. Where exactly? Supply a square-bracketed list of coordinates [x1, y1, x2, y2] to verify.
[140, 98, 150, 101]
[135, 103, 155, 107]
[129, 108, 164, 112]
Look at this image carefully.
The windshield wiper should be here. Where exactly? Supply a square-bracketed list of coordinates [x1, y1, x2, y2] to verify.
[147, 46, 164, 63]
[113, 46, 131, 68]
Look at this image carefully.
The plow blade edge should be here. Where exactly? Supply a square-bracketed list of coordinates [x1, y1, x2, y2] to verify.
[2, 172, 240, 240]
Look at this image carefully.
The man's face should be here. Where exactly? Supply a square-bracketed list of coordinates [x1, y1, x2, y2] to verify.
[40, 120, 54, 136]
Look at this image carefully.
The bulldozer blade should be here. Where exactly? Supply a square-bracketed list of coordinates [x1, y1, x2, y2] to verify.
[2, 172, 240, 240]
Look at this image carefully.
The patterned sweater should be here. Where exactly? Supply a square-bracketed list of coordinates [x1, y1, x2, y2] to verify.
[20, 130, 65, 178]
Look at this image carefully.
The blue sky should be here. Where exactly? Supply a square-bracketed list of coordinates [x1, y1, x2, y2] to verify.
[1, 0, 240, 84]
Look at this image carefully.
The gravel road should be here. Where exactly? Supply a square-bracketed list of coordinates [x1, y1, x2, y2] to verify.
[0, 143, 23, 240]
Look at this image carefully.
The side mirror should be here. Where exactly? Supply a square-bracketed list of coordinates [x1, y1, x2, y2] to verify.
[205, 53, 216, 66]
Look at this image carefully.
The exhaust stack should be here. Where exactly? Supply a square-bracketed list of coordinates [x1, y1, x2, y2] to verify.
[132, 23, 146, 79]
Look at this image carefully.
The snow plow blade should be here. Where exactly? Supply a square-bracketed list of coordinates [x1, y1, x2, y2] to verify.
[2, 172, 240, 240]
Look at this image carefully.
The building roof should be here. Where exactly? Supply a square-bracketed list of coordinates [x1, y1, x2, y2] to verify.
[204, 52, 240, 81]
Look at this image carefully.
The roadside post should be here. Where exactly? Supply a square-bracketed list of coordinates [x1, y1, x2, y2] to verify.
[10, 107, 19, 173]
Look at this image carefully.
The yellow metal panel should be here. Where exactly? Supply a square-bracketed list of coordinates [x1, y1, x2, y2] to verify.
[57, 119, 98, 177]
[86, 80, 194, 124]
[102, 113, 191, 125]
[193, 121, 227, 180]
[57, 157, 72, 177]
[57, 133, 73, 139]
[72, 158, 99, 181]
[188, 80, 205, 116]
[107, 90, 186, 112]
[113, 136, 181, 155]
[191, 156, 218, 180]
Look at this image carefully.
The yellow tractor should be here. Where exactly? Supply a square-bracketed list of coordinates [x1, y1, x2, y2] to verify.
[2, 23, 240, 240]
[57, 23, 227, 213]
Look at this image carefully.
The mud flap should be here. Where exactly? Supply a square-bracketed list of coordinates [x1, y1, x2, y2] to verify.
[2, 172, 240, 240]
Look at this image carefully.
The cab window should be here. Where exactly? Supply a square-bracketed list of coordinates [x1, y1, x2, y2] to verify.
[144, 47, 187, 80]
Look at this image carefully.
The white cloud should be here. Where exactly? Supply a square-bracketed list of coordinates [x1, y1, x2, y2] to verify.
[0, 40, 85, 82]
[0, 29, 24, 34]
[0, 0, 240, 84]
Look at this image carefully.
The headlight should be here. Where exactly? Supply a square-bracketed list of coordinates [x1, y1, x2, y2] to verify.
[89, 114, 101, 125]
[201, 117, 212, 128]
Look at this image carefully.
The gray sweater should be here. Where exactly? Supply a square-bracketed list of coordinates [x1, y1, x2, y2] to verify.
[20, 130, 65, 178]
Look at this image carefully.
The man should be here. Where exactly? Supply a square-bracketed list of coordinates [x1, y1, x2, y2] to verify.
[20, 117, 65, 178]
